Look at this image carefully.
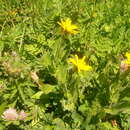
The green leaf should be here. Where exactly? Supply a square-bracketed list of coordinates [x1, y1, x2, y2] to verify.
[0, 102, 6, 117]
[40, 53, 52, 67]
[18, 84, 26, 102]
[0, 41, 4, 53]
[105, 100, 130, 115]
[55, 64, 67, 83]
[40, 84, 56, 94]
[32, 91, 44, 99]
[53, 118, 71, 130]
[72, 111, 84, 123]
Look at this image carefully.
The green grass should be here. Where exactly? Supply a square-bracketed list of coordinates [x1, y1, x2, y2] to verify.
[0, 0, 130, 129]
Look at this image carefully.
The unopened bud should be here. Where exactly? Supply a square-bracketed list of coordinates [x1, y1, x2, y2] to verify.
[120, 60, 128, 72]
[30, 72, 39, 82]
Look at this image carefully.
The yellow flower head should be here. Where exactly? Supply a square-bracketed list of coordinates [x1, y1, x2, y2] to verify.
[68, 55, 92, 72]
[57, 18, 78, 34]
[123, 52, 130, 66]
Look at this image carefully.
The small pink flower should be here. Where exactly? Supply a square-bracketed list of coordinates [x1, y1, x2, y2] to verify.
[19, 110, 27, 120]
[2, 108, 18, 121]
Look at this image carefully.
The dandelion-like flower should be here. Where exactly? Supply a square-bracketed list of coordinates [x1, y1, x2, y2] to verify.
[2, 108, 18, 121]
[19, 110, 27, 120]
[123, 52, 130, 66]
[57, 18, 78, 34]
[68, 55, 92, 72]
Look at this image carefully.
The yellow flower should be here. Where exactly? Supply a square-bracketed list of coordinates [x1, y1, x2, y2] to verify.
[57, 18, 78, 34]
[68, 55, 92, 72]
[123, 52, 130, 66]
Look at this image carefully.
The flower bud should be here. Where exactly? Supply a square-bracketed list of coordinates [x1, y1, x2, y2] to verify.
[120, 60, 128, 72]
[30, 72, 39, 82]
[19, 110, 27, 120]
